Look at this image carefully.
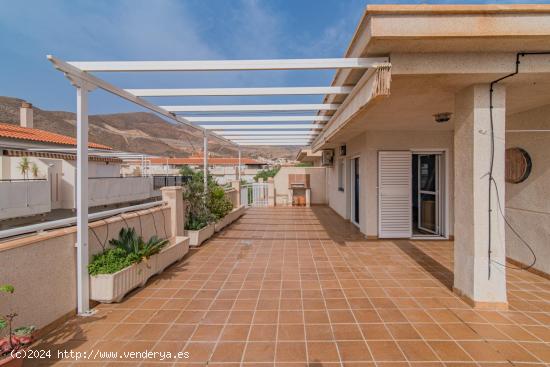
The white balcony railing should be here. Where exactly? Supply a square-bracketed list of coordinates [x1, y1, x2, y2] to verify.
[0, 180, 51, 220]
[88, 176, 155, 207]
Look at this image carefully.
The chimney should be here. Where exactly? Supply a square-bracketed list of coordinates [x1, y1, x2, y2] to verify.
[20, 101, 33, 129]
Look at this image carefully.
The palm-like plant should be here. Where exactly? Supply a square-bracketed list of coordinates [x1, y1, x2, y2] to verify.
[109, 227, 141, 255]
[109, 227, 168, 262]
[18, 157, 30, 180]
[30, 163, 39, 178]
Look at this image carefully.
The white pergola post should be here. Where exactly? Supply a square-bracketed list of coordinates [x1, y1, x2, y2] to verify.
[238, 149, 241, 181]
[203, 131, 208, 195]
[76, 83, 91, 315]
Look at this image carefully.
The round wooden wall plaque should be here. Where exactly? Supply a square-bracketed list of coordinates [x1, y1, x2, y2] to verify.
[505, 147, 532, 184]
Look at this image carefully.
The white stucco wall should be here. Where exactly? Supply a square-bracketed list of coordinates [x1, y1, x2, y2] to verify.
[327, 130, 454, 238]
[506, 104, 550, 275]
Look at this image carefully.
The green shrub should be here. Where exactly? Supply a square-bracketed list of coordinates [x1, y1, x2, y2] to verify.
[88, 227, 168, 275]
[207, 186, 233, 220]
[88, 247, 137, 276]
[254, 166, 280, 182]
[183, 170, 234, 229]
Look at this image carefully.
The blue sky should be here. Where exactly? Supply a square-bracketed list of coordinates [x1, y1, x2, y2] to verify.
[1, 0, 548, 115]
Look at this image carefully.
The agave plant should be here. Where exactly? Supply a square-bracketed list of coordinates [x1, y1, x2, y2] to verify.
[109, 227, 141, 255]
[109, 227, 168, 261]
[140, 236, 169, 259]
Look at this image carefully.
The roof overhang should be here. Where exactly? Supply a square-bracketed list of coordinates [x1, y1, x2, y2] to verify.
[312, 4, 550, 151]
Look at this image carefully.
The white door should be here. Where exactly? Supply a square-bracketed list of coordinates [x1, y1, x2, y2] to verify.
[378, 151, 412, 238]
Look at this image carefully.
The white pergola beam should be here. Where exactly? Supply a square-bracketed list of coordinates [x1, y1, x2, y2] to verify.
[202, 124, 322, 130]
[162, 103, 340, 112]
[188, 115, 330, 122]
[216, 131, 319, 136]
[238, 142, 309, 146]
[69, 58, 388, 72]
[126, 86, 352, 97]
[231, 137, 314, 140]
[47, 55, 238, 148]
[221, 134, 315, 141]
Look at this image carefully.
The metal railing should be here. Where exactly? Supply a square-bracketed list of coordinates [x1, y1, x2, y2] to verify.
[153, 175, 191, 190]
[0, 200, 164, 240]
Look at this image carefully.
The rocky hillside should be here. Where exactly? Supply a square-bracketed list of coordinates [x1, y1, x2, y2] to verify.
[0, 96, 301, 159]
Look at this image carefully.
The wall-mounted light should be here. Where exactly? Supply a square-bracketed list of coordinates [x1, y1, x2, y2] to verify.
[433, 112, 452, 123]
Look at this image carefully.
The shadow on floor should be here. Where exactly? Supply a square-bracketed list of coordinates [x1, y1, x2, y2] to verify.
[310, 206, 366, 245]
[394, 240, 454, 290]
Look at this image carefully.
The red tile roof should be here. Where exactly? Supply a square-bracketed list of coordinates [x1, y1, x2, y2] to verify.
[149, 156, 262, 166]
[0, 122, 112, 150]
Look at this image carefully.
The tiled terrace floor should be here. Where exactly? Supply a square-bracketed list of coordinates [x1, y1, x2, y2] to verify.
[35, 207, 550, 366]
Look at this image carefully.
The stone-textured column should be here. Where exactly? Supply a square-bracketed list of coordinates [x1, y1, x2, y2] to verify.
[161, 186, 185, 238]
[453, 83, 507, 309]
[267, 177, 275, 207]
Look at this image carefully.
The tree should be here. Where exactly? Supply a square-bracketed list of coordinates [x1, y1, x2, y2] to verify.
[18, 157, 31, 179]
[30, 163, 39, 178]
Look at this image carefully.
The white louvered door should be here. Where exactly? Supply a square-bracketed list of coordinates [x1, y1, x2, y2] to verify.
[378, 151, 412, 238]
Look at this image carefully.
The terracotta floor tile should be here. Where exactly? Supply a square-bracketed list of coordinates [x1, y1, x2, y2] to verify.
[332, 323, 364, 341]
[278, 324, 305, 341]
[276, 341, 307, 362]
[254, 310, 279, 324]
[428, 341, 473, 362]
[337, 340, 373, 362]
[397, 340, 439, 361]
[360, 324, 393, 340]
[304, 310, 330, 324]
[249, 324, 278, 341]
[307, 341, 340, 362]
[279, 310, 303, 324]
[413, 323, 452, 340]
[190, 324, 223, 341]
[221, 324, 251, 341]
[386, 323, 422, 340]
[367, 340, 407, 361]
[162, 324, 196, 341]
[488, 341, 541, 363]
[305, 324, 334, 341]
[210, 342, 246, 362]
[243, 342, 276, 362]
[133, 323, 169, 341]
[457, 341, 505, 362]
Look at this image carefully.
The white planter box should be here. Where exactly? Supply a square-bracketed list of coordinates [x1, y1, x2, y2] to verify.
[90, 236, 190, 303]
[90, 261, 149, 303]
[155, 236, 189, 273]
[214, 215, 230, 232]
[228, 205, 246, 223]
[185, 223, 215, 247]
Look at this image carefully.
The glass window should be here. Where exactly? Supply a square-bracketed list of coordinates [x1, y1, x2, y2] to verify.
[338, 158, 345, 191]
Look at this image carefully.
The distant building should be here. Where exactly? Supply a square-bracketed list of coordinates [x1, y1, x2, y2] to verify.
[126, 155, 266, 184]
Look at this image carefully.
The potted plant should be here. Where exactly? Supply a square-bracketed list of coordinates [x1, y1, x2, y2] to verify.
[209, 186, 234, 232]
[0, 285, 36, 367]
[183, 172, 216, 246]
[89, 227, 187, 303]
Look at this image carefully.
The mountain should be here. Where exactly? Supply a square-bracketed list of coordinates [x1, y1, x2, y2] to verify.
[0, 96, 301, 160]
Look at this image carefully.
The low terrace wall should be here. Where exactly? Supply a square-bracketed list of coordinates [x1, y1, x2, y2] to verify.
[0, 187, 183, 333]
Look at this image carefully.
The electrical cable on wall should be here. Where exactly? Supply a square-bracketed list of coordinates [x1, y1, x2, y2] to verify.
[487, 52, 550, 278]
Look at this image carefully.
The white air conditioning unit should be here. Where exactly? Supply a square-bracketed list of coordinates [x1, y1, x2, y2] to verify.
[321, 149, 334, 167]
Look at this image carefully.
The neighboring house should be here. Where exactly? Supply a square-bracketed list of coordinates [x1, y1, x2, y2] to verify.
[126, 155, 266, 184]
[310, 5, 550, 307]
[0, 102, 160, 221]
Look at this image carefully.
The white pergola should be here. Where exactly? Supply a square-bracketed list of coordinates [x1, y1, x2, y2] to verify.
[47, 55, 388, 314]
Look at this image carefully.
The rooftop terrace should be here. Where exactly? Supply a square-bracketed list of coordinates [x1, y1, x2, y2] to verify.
[33, 207, 550, 366]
